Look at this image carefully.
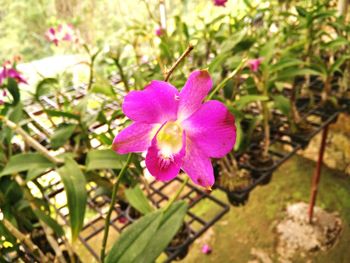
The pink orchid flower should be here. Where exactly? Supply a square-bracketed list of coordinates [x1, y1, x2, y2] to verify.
[45, 27, 59, 46]
[112, 70, 236, 188]
[155, 27, 165, 37]
[57, 24, 75, 41]
[213, 0, 228, 7]
[248, 58, 263, 72]
[45, 24, 78, 46]
[0, 64, 27, 86]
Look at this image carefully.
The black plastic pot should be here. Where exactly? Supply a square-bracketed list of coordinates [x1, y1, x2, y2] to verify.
[165, 223, 191, 261]
[225, 189, 250, 206]
[125, 205, 141, 223]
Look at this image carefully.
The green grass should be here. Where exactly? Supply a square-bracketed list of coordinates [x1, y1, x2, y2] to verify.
[181, 155, 350, 263]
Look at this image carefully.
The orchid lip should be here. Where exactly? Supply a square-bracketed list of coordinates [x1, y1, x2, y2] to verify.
[156, 121, 183, 159]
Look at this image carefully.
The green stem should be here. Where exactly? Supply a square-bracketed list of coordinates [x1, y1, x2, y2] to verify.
[114, 58, 130, 92]
[163, 177, 189, 213]
[207, 58, 247, 100]
[100, 153, 133, 262]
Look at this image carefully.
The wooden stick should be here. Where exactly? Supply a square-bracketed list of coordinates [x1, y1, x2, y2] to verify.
[2, 218, 49, 262]
[308, 125, 329, 223]
[1, 116, 62, 164]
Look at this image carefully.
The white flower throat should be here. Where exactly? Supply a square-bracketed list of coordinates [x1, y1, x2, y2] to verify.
[156, 121, 183, 160]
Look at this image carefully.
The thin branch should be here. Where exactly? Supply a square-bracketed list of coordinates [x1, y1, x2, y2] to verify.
[164, 44, 194, 82]
[1, 116, 63, 164]
[2, 218, 48, 262]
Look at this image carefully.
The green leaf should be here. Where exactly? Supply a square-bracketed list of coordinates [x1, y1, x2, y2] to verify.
[296, 6, 308, 17]
[26, 167, 50, 182]
[134, 201, 188, 263]
[323, 37, 349, 50]
[234, 121, 243, 151]
[91, 82, 115, 97]
[33, 209, 65, 237]
[0, 153, 55, 177]
[270, 58, 303, 74]
[35, 78, 58, 99]
[260, 39, 276, 63]
[274, 68, 322, 82]
[50, 124, 77, 150]
[105, 210, 163, 263]
[125, 184, 154, 215]
[57, 157, 87, 241]
[208, 52, 229, 73]
[7, 78, 20, 105]
[86, 149, 128, 171]
[227, 105, 244, 121]
[45, 109, 80, 120]
[330, 55, 350, 74]
[235, 95, 269, 110]
[273, 95, 291, 116]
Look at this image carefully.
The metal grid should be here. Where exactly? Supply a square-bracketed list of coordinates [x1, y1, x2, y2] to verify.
[38, 175, 229, 262]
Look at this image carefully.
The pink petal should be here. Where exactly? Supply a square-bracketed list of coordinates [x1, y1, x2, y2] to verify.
[145, 132, 186, 181]
[182, 100, 236, 158]
[181, 139, 214, 188]
[122, 81, 179, 124]
[201, 244, 212, 254]
[112, 122, 160, 154]
[177, 70, 212, 121]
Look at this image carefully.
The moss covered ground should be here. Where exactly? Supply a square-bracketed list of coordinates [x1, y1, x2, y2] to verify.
[181, 155, 350, 263]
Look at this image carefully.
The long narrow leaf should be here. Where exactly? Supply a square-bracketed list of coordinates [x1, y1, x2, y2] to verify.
[125, 184, 154, 215]
[86, 149, 128, 171]
[0, 153, 55, 177]
[134, 201, 188, 263]
[57, 157, 87, 241]
[105, 211, 163, 263]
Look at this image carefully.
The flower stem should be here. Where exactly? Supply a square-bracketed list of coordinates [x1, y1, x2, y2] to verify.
[163, 176, 189, 213]
[207, 58, 247, 100]
[164, 44, 194, 82]
[100, 153, 133, 262]
[114, 58, 130, 92]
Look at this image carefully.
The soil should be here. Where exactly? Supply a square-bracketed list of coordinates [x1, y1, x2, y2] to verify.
[276, 202, 342, 261]
[248, 153, 274, 172]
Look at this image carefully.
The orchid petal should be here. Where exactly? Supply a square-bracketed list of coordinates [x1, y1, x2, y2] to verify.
[177, 70, 212, 121]
[181, 139, 214, 188]
[182, 100, 236, 158]
[145, 132, 186, 181]
[112, 122, 160, 154]
[122, 80, 179, 124]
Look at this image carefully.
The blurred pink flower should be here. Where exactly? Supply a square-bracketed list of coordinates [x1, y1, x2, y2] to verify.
[155, 27, 165, 37]
[213, 0, 228, 6]
[112, 70, 237, 189]
[248, 58, 263, 72]
[201, 244, 212, 254]
[45, 24, 79, 46]
[0, 62, 27, 86]
[45, 28, 59, 46]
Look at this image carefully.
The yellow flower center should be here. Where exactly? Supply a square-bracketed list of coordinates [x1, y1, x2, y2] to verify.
[156, 121, 183, 158]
